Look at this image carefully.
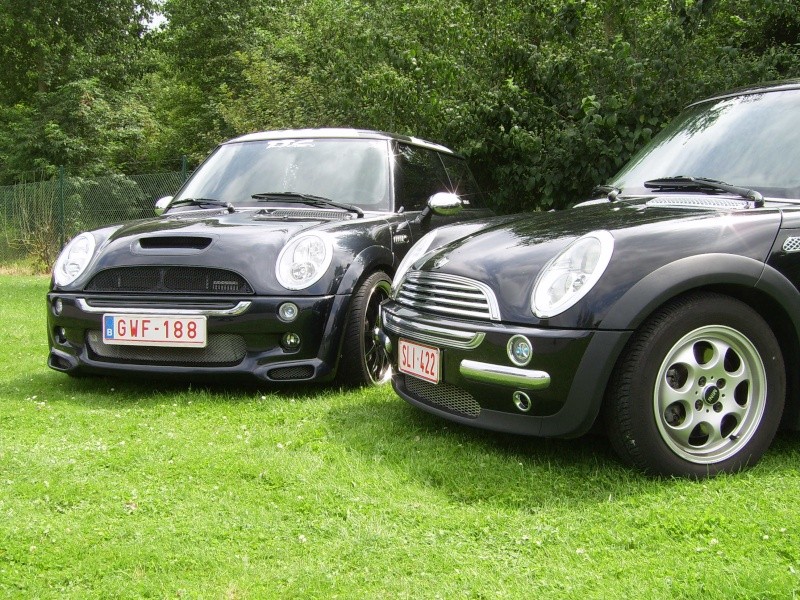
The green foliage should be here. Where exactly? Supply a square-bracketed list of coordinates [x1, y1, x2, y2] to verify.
[0, 79, 157, 183]
[2, 0, 800, 213]
[0, 0, 155, 102]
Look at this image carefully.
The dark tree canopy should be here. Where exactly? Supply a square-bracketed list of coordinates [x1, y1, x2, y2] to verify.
[1, 0, 799, 209]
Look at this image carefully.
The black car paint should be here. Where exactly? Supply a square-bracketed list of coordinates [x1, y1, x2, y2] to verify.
[383, 199, 800, 437]
[47, 130, 492, 382]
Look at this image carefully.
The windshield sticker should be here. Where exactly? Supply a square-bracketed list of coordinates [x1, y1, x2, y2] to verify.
[265, 139, 316, 149]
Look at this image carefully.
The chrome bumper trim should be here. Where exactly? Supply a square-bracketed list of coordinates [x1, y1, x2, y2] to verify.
[459, 359, 551, 389]
[382, 310, 484, 350]
[75, 298, 253, 317]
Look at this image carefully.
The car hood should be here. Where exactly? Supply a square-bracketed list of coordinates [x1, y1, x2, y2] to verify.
[411, 199, 783, 327]
[72, 208, 391, 295]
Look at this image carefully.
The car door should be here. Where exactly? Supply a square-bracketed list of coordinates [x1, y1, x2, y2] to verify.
[392, 142, 488, 249]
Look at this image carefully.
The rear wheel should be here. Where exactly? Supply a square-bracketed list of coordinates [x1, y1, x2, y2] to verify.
[336, 271, 392, 386]
[605, 292, 785, 477]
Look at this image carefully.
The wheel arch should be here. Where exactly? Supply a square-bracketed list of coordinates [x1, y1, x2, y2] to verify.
[334, 245, 395, 296]
[599, 254, 800, 431]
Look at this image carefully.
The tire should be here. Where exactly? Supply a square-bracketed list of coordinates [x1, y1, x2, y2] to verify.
[604, 292, 785, 477]
[336, 271, 392, 387]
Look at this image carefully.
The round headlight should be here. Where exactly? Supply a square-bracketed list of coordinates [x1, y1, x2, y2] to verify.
[531, 230, 614, 318]
[391, 230, 439, 297]
[276, 234, 333, 290]
[53, 232, 96, 287]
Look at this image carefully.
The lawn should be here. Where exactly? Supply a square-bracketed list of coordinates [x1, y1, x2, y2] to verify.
[1, 275, 799, 599]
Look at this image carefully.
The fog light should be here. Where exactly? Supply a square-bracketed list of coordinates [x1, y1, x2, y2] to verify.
[513, 391, 532, 412]
[281, 332, 301, 351]
[55, 327, 67, 345]
[507, 335, 532, 366]
[278, 302, 299, 322]
[53, 298, 63, 316]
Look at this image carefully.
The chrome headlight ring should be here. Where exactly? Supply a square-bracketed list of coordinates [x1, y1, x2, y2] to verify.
[531, 230, 614, 318]
[53, 232, 96, 287]
[276, 233, 333, 290]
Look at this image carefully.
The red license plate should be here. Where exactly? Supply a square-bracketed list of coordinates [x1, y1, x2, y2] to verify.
[398, 338, 440, 383]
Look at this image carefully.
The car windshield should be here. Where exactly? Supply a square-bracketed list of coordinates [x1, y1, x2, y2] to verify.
[171, 138, 391, 211]
[610, 89, 800, 199]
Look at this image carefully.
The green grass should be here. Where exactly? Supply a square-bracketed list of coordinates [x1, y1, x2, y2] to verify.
[2, 274, 799, 598]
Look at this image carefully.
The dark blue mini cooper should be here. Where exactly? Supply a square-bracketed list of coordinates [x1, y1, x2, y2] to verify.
[381, 81, 800, 476]
[47, 129, 490, 386]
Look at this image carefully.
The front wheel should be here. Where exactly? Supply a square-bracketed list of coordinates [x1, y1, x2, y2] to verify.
[336, 271, 392, 387]
[605, 292, 785, 477]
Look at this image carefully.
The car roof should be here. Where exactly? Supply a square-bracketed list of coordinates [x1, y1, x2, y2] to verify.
[224, 128, 456, 155]
[688, 79, 800, 108]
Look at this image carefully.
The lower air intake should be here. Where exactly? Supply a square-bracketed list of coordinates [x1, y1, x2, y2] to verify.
[267, 366, 316, 381]
[403, 375, 480, 418]
[86, 331, 246, 366]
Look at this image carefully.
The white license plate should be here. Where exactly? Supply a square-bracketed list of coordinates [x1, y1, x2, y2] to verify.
[398, 338, 440, 383]
[102, 314, 207, 348]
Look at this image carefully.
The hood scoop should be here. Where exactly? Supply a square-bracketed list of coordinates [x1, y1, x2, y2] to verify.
[646, 196, 752, 211]
[133, 236, 213, 255]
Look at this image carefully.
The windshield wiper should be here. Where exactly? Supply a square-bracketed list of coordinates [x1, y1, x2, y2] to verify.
[252, 191, 364, 217]
[167, 198, 235, 213]
[644, 176, 764, 207]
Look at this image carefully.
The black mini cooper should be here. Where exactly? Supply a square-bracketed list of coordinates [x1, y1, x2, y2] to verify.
[380, 81, 800, 477]
[47, 129, 491, 385]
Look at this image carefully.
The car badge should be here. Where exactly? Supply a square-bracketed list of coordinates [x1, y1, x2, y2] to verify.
[433, 257, 449, 269]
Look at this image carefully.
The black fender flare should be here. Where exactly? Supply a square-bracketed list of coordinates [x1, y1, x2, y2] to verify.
[319, 245, 394, 376]
[547, 254, 800, 437]
[334, 245, 395, 296]
[601, 253, 800, 337]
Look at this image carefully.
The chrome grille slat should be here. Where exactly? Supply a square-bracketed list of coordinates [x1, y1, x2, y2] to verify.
[396, 272, 500, 321]
[394, 297, 494, 320]
[401, 282, 486, 300]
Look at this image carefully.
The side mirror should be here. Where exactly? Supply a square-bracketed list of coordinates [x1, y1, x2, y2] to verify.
[428, 192, 463, 216]
[155, 196, 173, 216]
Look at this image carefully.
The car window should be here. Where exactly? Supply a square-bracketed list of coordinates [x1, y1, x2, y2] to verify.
[611, 90, 800, 199]
[394, 143, 454, 212]
[174, 138, 392, 210]
[439, 153, 485, 208]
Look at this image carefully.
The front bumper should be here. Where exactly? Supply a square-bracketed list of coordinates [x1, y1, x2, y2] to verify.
[381, 302, 632, 437]
[46, 291, 351, 382]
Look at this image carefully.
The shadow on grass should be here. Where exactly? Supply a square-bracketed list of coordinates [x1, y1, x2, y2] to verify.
[324, 386, 800, 507]
[10, 370, 799, 508]
[1, 369, 334, 408]
[322, 388, 658, 507]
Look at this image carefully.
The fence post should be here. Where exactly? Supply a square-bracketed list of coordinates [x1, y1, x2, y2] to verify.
[58, 165, 65, 248]
[181, 155, 188, 181]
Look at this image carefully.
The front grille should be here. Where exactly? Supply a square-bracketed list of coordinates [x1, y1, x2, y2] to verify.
[396, 272, 500, 321]
[86, 331, 247, 366]
[86, 267, 254, 295]
[404, 375, 480, 418]
[267, 366, 316, 381]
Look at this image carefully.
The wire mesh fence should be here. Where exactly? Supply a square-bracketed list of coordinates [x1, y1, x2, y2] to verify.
[0, 166, 189, 270]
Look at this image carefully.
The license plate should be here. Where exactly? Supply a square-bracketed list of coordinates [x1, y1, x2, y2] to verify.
[398, 338, 440, 383]
[102, 314, 207, 348]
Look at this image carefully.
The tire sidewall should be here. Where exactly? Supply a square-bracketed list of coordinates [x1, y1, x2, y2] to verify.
[337, 271, 392, 386]
[616, 294, 785, 477]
